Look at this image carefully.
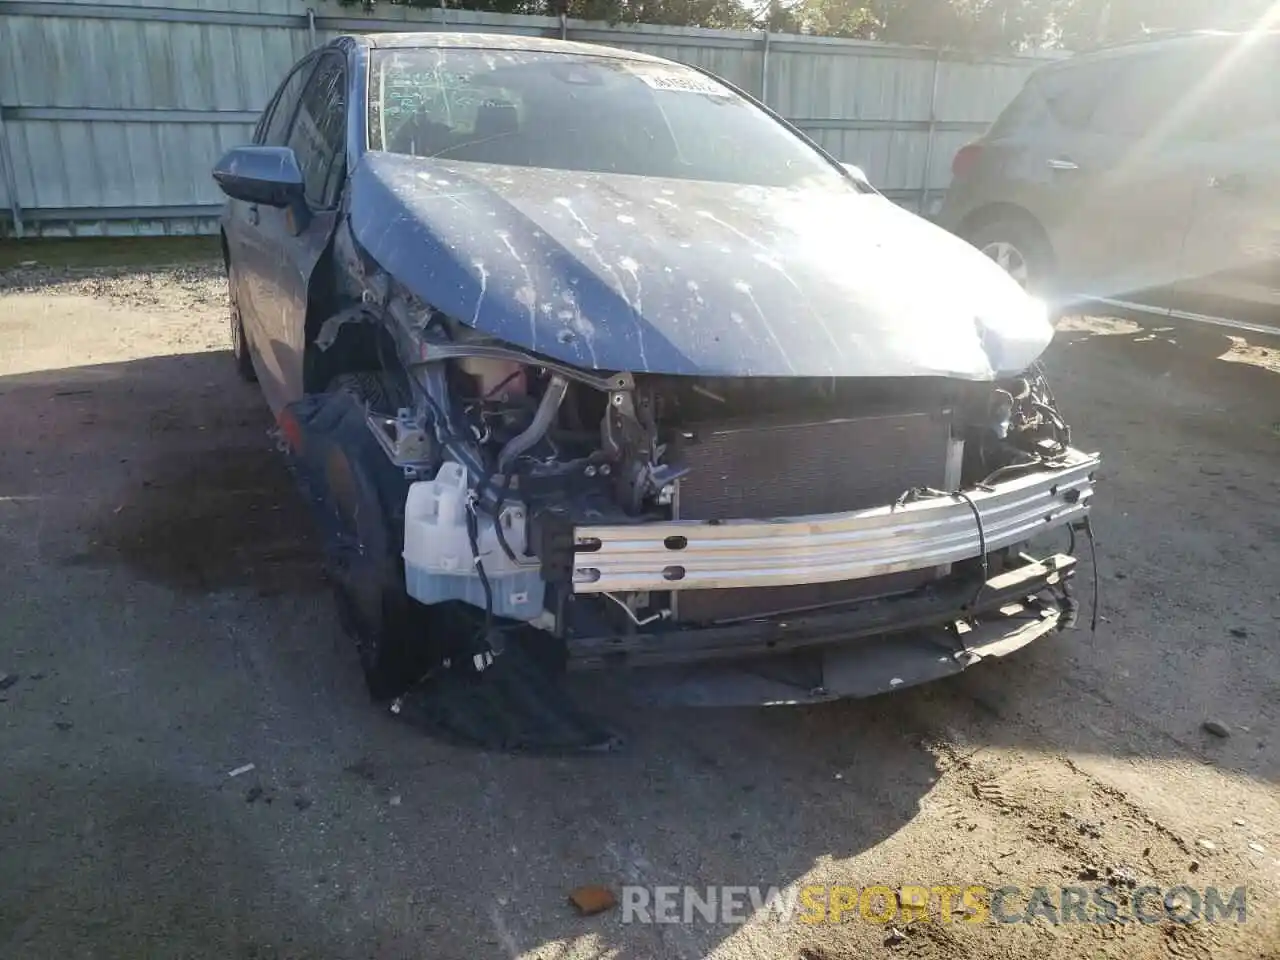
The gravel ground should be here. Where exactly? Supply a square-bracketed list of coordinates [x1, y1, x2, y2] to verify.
[1, 258, 1278, 960]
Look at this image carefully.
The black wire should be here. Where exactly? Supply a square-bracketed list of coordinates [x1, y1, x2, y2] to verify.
[464, 500, 495, 645]
[492, 470, 520, 564]
[953, 491, 989, 612]
[979, 459, 1046, 488]
[896, 486, 988, 611]
[1083, 516, 1100, 633]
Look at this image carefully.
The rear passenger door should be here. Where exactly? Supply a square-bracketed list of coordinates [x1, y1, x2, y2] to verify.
[254, 52, 349, 413]
[1043, 52, 1202, 310]
[1172, 43, 1280, 331]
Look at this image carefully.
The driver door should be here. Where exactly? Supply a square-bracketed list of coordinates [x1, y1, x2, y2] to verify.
[252, 52, 349, 415]
[226, 55, 316, 391]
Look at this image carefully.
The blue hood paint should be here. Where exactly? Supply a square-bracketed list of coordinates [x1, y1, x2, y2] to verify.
[349, 151, 1053, 379]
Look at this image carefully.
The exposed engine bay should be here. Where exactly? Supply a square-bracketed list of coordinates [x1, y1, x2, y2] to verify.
[293, 271, 1099, 721]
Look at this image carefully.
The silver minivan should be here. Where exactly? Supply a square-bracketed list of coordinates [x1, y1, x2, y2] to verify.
[938, 31, 1280, 335]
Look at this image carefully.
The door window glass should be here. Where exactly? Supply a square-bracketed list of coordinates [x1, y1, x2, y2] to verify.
[287, 56, 348, 209]
[1039, 61, 1118, 130]
[1089, 52, 1195, 138]
[258, 59, 314, 147]
[1090, 42, 1279, 141]
[1182, 44, 1280, 139]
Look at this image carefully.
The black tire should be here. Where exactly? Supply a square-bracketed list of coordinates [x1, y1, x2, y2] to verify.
[227, 262, 257, 382]
[965, 217, 1055, 298]
[324, 372, 432, 699]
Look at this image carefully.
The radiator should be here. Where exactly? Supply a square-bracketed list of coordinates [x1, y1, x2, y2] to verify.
[671, 410, 955, 622]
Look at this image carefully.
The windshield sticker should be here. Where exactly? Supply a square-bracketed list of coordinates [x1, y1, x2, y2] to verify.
[631, 68, 732, 96]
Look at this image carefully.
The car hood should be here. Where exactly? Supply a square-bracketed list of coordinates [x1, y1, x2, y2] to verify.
[349, 152, 1052, 379]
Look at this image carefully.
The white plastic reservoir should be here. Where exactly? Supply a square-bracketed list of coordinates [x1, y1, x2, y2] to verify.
[402, 462, 546, 622]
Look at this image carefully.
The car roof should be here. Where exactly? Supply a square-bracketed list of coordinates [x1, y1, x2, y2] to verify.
[1041, 29, 1279, 75]
[355, 31, 666, 63]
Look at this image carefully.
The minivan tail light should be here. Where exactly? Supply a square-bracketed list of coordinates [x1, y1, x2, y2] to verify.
[952, 143, 984, 180]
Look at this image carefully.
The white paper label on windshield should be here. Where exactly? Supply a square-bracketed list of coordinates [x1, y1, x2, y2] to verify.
[633, 69, 731, 96]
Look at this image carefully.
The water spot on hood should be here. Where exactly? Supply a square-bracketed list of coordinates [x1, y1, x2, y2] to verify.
[733, 280, 751, 295]
[515, 285, 537, 308]
[617, 214, 635, 224]
[686, 280, 700, 292]
[575, 237, 594, 249]
[730, 311, 745, 325]
[619, 256, 639, 272]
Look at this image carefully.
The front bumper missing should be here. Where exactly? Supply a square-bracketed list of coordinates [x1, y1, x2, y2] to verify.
[571, 450, 1097, 594]
[567, 553, 1076, 669]
[599, 593, 1067, 708]
[568, 555, 1078, 707]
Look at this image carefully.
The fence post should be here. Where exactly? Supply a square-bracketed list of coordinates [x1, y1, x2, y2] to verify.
[918, 49, 941, 217]
[307, 7, 316, 49]
[759, 30, 771, 104]
[0, 107, 23, 238]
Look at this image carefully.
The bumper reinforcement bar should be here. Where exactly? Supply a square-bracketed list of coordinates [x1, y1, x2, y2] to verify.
[571, 451, 1097, 594]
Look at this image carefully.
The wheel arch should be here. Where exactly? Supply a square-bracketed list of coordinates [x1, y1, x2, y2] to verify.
[956, 202, 1054, 261]
[300, 241, 405, 397]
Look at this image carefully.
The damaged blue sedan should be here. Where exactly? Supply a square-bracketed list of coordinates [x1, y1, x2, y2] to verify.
[213, 33, 1098, 744]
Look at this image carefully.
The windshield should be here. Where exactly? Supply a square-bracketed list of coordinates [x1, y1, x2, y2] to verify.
[367, 48, 847, 189]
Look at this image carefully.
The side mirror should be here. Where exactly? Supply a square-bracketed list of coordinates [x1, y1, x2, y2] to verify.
[840, 162, 872, 187]
[213, 146, 305, 208]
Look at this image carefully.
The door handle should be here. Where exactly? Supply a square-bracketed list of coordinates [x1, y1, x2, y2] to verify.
[247, 203, 259, 226]
[1209, 173, 1247, 194]
[1048, 158, 1080, 172]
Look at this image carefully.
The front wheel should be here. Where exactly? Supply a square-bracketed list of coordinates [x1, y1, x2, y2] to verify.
[323, 372, 431, 699]
[966, 218, 1054, 298]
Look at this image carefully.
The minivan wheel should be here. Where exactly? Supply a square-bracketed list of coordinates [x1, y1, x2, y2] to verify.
[980, 241, 1030, 288]
[966, 218, 1052, 296]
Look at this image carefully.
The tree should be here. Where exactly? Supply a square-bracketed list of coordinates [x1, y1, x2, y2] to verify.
[337, 0, 1280, 51]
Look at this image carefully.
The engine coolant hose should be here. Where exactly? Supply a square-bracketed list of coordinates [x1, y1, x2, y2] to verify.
[496, 374, 569, 475]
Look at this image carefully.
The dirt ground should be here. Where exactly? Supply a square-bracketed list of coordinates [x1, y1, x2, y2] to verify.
[1, 252, 1278, 960]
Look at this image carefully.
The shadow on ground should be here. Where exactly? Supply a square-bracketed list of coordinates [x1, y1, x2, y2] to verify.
[1, 312, 1277, 958]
